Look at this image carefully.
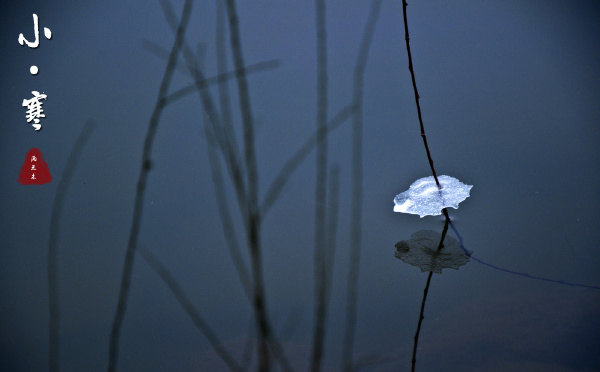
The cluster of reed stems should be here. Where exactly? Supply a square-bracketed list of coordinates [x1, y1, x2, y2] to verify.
[102, 0, 383, 371]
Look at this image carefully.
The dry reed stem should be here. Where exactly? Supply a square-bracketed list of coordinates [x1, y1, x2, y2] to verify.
[107, 1, 194, 370]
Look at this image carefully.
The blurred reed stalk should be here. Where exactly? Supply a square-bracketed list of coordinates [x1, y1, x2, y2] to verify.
[107, 1, 194, 371]
[142, 8, 250, 369]
[157, 0, 255, 301]
[135, 0, 384, 370]
[160, 0, 289, 369]
[138, 248, 243, 371]
[47, 120, 96, 372]
[223, 0, 274, 369]
[310, 0, 329, 370]
[311, 163, 341, 372]
[341, 1, 382, 371]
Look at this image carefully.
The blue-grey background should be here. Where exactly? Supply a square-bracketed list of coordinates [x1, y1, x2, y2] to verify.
[1, 1, 599, 371]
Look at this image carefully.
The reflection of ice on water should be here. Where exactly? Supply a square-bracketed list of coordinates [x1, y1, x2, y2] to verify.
[395, 230, 472, 273]
[393, 175, 472, 217]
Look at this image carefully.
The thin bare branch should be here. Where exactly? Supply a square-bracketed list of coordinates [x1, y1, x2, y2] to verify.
[107, 2, 194, 371]
[216, 0, 239, 182]
[159, 0, 249, 229]
[325, 165, 340, 311]
[164, 60, 281, 107]
[48, 120, 96, 372]
[312, 164, 341, 372]
[139, 248, 243, 372]
[204, 106, 253, 301]
[259, 103, 354, 217]
[342, 1, 382, 370]
[224, 0, 271, 370]
[401, 0, 441, 188]
[310, 0, 329, 370]
[140, 38, 193, 76]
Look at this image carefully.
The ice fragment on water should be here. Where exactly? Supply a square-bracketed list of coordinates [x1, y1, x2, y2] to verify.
[393, 175, 472, 217]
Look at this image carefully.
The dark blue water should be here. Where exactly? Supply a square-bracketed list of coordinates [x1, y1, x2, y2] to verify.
[1, 1, 599, 371]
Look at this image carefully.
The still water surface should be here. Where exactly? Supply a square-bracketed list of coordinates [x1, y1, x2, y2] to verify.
[1, 1, 598, 371]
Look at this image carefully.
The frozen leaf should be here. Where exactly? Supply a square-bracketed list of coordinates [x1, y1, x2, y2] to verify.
[395, 230, 472, 273]
[393, 175, 472, 217]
